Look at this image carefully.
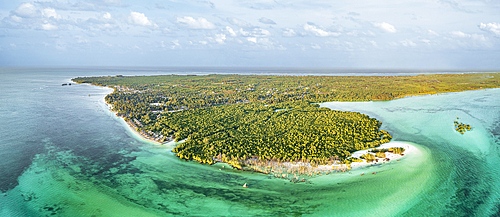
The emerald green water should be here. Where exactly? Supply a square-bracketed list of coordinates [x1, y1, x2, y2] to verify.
[1, 69, 499, 216]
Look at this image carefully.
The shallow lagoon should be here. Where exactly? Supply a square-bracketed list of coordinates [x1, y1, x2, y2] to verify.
[0, 69, 499, 216]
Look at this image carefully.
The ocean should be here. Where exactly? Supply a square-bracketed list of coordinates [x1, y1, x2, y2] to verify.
[0, 67, 499, 216]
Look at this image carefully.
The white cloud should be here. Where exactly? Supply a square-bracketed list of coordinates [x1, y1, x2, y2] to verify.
[479, 22, 500, 37]
[215, 34, 226, 44]
[252, 28, 271, 37]
[277, 45, 286, 50]
[10, 15, 23, 23]
[128, 11, 152, 26]
[227, 17, 253, 28]
[13, 3, 38, 18]
[42, 23, 58, 30]
[282, 28, 296, 37]
[79, 13, 119, 31]
[171, 40, 180, 49]
[161, 28, 170, 34]
[75, 35, 88, 44]
[311, 44, 321, 49]
[238, 28, 271, 38]
[472, 34, 486, 41]
[451, 31, 469, 37]
[98, 23, 115, 30]
[177, 16, 215, 29]
[373, 22, 397, 33]
[303, 23, 340, 37]
[400, 39, 416, 47]
[259, 17, 276, 25]
[451, 31, 487, 41]
[225, 26, 237, 37]
[370, 40, 378, 47]
[245, 37, 274, 48]
[428, 30, 439, 36]
[421, 39, 431, 44]
[239, 28, 249, 36]
[103, 12, 112, 19]
[42, 8, 61, 19]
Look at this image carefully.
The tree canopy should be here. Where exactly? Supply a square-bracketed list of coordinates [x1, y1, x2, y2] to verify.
[72, 73, 500, 167]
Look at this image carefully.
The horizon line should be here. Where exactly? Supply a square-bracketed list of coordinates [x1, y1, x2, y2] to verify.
[1, 66, 499, 72]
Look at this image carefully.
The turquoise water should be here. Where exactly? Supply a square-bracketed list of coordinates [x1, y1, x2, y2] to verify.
[0, 68, 499, 216]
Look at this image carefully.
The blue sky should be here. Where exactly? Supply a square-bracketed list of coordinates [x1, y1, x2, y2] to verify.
[0, 0, 499, 69]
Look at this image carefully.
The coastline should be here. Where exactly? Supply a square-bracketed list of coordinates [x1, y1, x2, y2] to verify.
[349, 141, 415, 169]
[391, 87, 499, 101]
[79, 81, 171, 145]
[86, 82, 413, 172]
[75, 79, 414, 177]
[237, 141, 414, 182]
[108, 103, 171, 145]
[292, 141, 414, 172]
[122, 118, 168, 145]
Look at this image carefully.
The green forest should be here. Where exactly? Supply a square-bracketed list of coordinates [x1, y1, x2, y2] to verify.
[72, 73, 500, 168]
[166, 102, 391, 167]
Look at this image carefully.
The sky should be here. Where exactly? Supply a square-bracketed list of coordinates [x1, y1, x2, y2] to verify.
[0, 0, 499, 69]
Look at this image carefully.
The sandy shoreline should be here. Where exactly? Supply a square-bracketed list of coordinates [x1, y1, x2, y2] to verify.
[242, 141, 416, 181]
[82, 82, 170, 145]
[349, 141, 416, 169]
[280, 141, 416, 173]
[108, 104, 170, 145]
[123, 119, 168, 145]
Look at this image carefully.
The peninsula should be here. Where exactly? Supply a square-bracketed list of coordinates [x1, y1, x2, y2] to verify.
[72, 73, 500, 174]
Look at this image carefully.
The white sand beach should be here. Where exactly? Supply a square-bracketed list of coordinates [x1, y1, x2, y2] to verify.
[349, 141, 417, 169]
[269, 141, 416, 177]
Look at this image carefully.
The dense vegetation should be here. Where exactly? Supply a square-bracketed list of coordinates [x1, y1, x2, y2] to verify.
[72, 73, 499, 168]
[165, 102, 391, 166]
[455, 117, 472, 134]
[370, 147, 405, 155]
[73, 73, 500, 112]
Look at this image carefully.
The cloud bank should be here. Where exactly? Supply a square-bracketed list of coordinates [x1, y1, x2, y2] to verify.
[0, 0, 499, 69]
[177, 16, 215, 29]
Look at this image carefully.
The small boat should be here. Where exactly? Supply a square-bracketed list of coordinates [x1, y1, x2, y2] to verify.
[243, 183, 248, 188]
[360, 173, 365, 176]
[372, 172, 377, 175]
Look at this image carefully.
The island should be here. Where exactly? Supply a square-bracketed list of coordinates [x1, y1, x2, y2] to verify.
[455, 117, 472, 134]
[72, 73, 500, 178]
